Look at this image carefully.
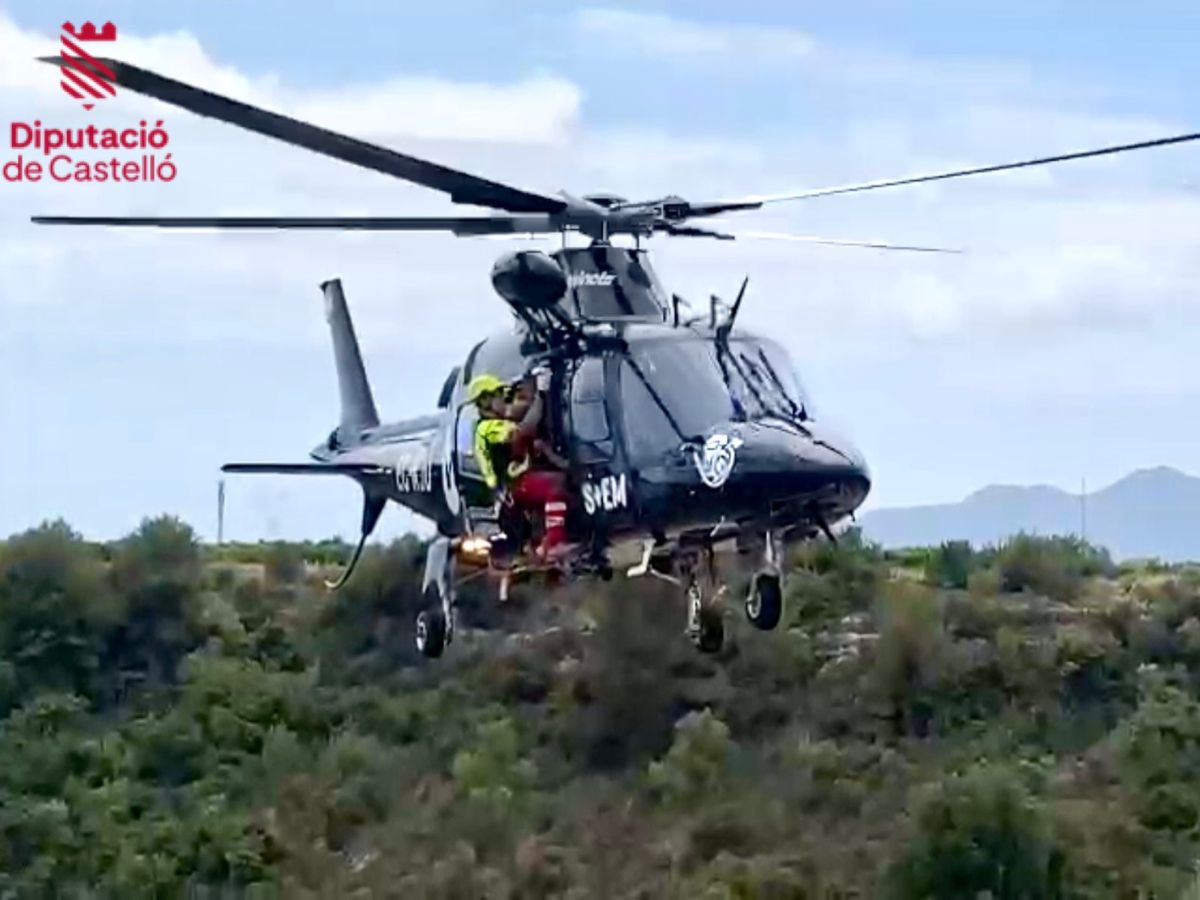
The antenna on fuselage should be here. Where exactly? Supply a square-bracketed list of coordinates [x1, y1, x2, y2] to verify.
[715, 277, 750, 344]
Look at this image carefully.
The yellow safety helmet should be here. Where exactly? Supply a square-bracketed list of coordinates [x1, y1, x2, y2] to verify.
[466, 373, 506, 405]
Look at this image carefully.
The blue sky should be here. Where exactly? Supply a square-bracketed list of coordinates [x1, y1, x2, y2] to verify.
[2, 1, 1198, 542]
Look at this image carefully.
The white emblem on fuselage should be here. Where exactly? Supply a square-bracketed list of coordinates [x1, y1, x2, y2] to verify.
[694, 433, 744, 489]
[567, 272, 616, 289]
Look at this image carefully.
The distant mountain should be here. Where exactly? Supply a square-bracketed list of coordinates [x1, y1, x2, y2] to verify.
[859, 466, 1200, 562]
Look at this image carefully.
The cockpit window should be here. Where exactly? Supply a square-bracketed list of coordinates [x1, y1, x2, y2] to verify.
[720, 338, 813, 422]
[619, 337, 814, 462]
[620, 340, 738, 460]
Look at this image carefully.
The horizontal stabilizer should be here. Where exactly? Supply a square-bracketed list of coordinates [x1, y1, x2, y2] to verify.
[222, 462, 388, 476]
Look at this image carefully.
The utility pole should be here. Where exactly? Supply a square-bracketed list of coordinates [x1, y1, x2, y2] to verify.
[217, 478, 226, 545]
[1080, 477, 1087, 542]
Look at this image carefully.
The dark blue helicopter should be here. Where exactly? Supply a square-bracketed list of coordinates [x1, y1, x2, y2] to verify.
[32, 57, 1200, 656]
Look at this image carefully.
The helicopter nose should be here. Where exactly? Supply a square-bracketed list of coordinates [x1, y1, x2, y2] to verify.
[787, 422, 870, 511]
[650, 421, 871, 532]
[808, 422, 870, 494]
[809, 424, 871, 515]
[710, 421, 871, 521]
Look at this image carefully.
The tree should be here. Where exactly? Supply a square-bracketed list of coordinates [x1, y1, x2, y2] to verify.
[0, 521, 117, 711]
[104, 516, 207, 696]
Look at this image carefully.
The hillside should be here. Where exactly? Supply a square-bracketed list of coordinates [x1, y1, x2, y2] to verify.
[5, 517, 1200, 895]
[862, 465, 1200, 561]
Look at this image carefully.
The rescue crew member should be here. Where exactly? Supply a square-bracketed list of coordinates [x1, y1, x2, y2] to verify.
[506, 375, 570, 471]
[468, 369, 570, 562]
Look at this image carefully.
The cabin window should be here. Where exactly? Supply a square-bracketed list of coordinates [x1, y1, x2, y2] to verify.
[571, 358, 614, 462]
[571, 359, 609, 442]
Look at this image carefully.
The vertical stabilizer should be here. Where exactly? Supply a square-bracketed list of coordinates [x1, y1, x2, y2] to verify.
[321, 279, 379, 442]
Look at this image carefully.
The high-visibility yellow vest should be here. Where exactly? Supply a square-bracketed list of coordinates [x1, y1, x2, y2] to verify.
[474, 419, 531, 489]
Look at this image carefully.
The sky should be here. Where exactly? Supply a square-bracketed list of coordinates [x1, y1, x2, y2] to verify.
[1, 1, 1198, 543]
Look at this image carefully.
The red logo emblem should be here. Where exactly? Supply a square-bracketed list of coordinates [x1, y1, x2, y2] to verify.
[59, 21, 118, 110]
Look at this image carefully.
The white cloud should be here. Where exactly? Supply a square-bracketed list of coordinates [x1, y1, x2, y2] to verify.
[0, 16, 582, 144]
[576, 8, 816, 61]
[573, 7, 1052, 103]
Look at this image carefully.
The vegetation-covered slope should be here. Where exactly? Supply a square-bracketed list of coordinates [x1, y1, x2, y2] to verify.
[4, 518, 1200, 897]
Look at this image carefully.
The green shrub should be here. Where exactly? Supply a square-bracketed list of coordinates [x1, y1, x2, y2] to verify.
[1115, 673, 1200, 868]
[926, 541, 975, 590]
[890, 762, 1066, 899]
[646, 709, 734, 807]
[994, 534, 1114, 602]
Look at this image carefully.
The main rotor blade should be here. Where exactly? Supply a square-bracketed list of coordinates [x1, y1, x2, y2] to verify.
[30, 214, 555, 235]
[730, 230, 961, 253]
[719, 131, 1200, 206]
[724, 230, 960, 252]
[37, 57, 566, 215]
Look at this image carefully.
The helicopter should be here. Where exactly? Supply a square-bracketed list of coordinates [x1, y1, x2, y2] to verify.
[32, 57, 1200, 658]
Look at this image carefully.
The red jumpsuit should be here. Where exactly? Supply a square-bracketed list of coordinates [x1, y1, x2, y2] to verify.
[495, 425, 569, 557]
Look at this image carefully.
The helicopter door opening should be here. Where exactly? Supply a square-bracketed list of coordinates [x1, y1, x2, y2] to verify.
[454, 400, 495, 516]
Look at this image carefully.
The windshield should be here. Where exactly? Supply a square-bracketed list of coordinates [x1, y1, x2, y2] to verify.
[719, 337, 813, 422]
[621, 341, 736, 459]
[620, 336, 814, 462]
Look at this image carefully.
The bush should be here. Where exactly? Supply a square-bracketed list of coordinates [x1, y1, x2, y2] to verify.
[994, 534, 1114, 603]
[869, 583, 948, 738]
[1116, 674, 1200, 865]
[925, 541, 975, 590]
[570, 580, 682, 769]
[890, 762, 1066, 899]
[646, 709, 735, 807]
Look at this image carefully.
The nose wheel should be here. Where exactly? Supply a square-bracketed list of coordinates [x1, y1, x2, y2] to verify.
[745, 572, 782, 630]
[744, 530, 784, 631]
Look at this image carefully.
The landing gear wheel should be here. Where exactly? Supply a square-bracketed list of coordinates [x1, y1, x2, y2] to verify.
[415, 580, 452, 659]
[687, 581, 725, 654]
[415, 607, 447, 658]
[745, 572, 783, 631]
